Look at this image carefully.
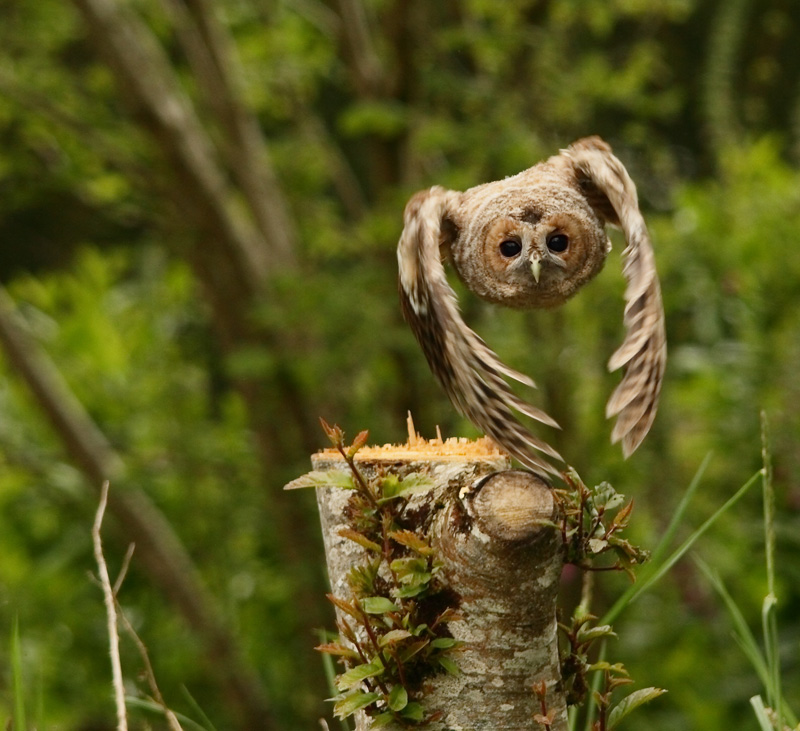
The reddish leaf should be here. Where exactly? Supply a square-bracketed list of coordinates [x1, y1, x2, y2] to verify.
[347, 429, 370, 458]
[316, 641, 359, 657]
[338, 527, 382, 553]
[327, 593, 360, 619]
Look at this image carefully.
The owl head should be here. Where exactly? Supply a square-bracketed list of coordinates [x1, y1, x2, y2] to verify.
[445, 173, 613, 309]
[398, 136, 666, 477]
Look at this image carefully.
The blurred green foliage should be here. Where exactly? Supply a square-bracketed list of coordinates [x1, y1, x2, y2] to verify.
[1, 0, 799, 729]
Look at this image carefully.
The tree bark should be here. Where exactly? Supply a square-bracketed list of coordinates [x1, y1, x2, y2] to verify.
[310, 438, 567, 730]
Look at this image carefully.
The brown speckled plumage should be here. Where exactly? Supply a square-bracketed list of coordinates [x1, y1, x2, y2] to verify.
[398, 137, 666, 478]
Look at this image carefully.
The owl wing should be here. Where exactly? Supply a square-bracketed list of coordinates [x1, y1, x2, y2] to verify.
[565, 138, 667, 456]
[398, 186, 563, 477]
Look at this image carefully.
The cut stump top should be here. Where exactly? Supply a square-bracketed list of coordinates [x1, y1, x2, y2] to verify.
[314, 432, 509, 465]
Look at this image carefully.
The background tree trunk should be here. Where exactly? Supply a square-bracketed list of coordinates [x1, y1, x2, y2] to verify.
[0, 286, 277, 730]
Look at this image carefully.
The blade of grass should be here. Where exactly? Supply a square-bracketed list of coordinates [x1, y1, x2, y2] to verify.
[317, 629, 354, 731]
[568, 702, 579, 731]
[581, 640, 608, 731]
[179, 686, 219, 731]
[11, 615, 27, 731]
[602, 464, 761, 626]
[693, 415, 798, 730]
[761, 413, 776, 599]
[760, 412, 782, 729]
[696, 560, 769, 682]
[697, 553, 798, 727]
[761, 595, 782, 724]
[577, 457, 713, 731]
[125, 696, 207, 731]
[600, 454, 710, 625]
[649, 452, 713, 566]
[750, 695, 776, 731]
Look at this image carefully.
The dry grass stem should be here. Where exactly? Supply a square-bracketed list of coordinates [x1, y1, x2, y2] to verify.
[92, 481, 128, 731]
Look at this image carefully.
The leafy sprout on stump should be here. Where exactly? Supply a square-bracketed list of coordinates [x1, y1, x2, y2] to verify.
[288, 420, 463, 728]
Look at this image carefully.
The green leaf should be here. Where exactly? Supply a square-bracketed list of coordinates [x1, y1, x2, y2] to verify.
[333, 690, 381, 719]
[392, 558, 434, 591]
[284, 470, 354, 490]
[361, 597, 401, 614]
[388, 684, 409, 711]
[378, 629, 412, 646]
[395, 583, 428, 598]
[588, 661, 629, 677]
[348, 562, 379, 594]
[379, 474, 403, 499]
[401, 702, 424, 721]
[391, 556, 429, 577]
[430, 637, 460, 649]
[370, 712, 396, 728]
[437, 656, 461, 676]
[380, 474, 434, 501]
[592, 482, 626, 511]
[607, 687, 667, 729]
[696, 560, 799, 727]
[396, 571, 432, 589]
[336, 659, 385, 691]
[576, 624, 617, 644]
[588, 538, 609, 553]
[394, 473, 435, 497]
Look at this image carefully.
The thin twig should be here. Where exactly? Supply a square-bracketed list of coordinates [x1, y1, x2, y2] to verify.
[93, 481, 128, 731]
[113, 543, 136, 597]
[117, 608, 183, 731]
[97, 511, 182, 730]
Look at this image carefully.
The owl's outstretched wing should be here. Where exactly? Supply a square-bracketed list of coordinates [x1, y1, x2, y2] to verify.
[397, 186, 563, 477]
[565, 138, 667, 456]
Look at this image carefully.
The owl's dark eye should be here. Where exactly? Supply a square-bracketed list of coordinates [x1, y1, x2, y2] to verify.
[547, 233, 569, 253]
[499, 239, 522, 258]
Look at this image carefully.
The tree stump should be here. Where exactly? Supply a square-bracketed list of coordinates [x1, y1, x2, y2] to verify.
[305, 426, 567, 730]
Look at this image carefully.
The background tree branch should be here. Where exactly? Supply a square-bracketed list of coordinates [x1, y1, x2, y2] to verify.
[159, 0, 298, 262]
[0, 285, 277, 730]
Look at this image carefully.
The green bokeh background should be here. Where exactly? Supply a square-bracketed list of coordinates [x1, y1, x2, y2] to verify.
[1, 1, 799, 728]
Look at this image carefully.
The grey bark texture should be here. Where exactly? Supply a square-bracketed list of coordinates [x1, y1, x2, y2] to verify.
[311, 445, 568, 731]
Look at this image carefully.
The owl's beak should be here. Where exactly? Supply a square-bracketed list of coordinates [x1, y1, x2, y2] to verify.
[530, 256, 542, 284]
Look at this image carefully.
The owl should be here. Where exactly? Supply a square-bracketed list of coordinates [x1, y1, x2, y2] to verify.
[397, 137, 666, 478]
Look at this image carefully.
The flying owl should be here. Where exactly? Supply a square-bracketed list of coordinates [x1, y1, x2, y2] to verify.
[397, 136, 666, 477]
